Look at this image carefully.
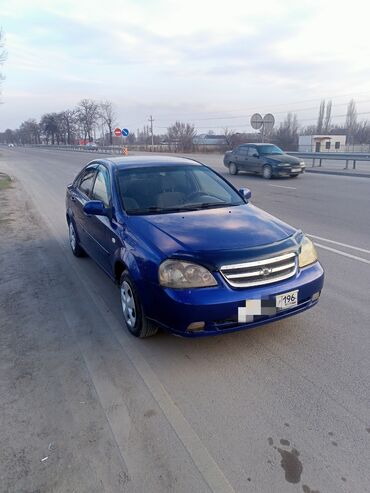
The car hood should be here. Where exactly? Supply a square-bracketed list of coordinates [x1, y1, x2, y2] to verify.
[265, 153, 302, 165]
[128, 204, 298, 268]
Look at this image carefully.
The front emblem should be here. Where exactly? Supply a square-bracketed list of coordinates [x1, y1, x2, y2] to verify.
[260, 266, 272, 277]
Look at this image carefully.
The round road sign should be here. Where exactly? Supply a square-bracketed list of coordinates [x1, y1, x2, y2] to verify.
[121, 128, 129, 137]
[114, 127, 121, 137]
[250, 113, 263, 130]
[263, 113, 275, 131]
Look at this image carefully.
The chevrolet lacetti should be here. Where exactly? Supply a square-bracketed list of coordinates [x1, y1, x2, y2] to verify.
[65, 156, 324, 338]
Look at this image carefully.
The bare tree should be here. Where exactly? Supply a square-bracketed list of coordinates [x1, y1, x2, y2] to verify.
[19, 119, 41, 144]
[58, 110, 76, 144]
[99, 101, 116, 144]
[76, 99, 99, 141]
[323, 100, 332, 133]
[316, 100, 325, 134]
[167, 121, 196, 152]
[222, 128, 235, 149]
[40, 113, 59, 144]
[346, 99, 358, 144]
[273, 113, 299, 150]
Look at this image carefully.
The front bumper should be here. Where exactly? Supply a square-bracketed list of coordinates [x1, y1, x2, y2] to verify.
[276, 166, 305, 177]
[143, 261, 324, 337]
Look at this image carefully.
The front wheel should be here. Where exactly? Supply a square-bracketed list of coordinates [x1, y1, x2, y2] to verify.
[229, 162, 238, 175]
[68, 220, 85, 257]
[120, 272, 158, 338]
[262, 165, 273, 179]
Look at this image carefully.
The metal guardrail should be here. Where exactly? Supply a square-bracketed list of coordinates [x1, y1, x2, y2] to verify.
[24, 144, 126, 155]
[3, 144, 370, 171]
[289, 151, 370, 169]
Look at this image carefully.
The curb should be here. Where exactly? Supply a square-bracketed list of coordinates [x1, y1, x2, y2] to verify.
[305, 168, 370, 178]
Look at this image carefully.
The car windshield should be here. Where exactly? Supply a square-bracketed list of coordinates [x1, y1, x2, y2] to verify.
[257, 145, 284, 155]
[117, 165, 244, 215]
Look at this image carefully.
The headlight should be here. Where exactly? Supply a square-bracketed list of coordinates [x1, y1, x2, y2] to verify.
[159, 260, 217, 288]
[300, 161, 306, 166]
[299, 236, 318, 268]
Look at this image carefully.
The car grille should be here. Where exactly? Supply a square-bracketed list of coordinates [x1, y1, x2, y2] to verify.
[220, 252, 297, 288]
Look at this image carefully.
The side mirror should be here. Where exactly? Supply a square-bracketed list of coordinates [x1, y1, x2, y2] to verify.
[83, 200, 107, 216]
[239, 188, 252, 201]
[252, 153, 259, 158]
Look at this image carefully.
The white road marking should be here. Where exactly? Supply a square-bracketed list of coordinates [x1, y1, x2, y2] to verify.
[314, 243, 370, 264]
[269, 184, 297, 190]
[308, 234, 370, 254]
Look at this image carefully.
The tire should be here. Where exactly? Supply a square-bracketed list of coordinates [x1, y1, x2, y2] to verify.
[262, 165, 273, 179]
[68, 219, 85, 257]
[229, 162, 238, 175]
[120, 272, 158, 338]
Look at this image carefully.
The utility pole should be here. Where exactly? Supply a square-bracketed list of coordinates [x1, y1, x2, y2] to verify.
[148, 115, 154, 148]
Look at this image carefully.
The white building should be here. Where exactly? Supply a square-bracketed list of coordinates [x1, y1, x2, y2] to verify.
[298, 134, 347, 152]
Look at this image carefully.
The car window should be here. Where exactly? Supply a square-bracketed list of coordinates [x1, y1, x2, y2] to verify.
[237, 147, 248, 159]
[247, 147, 258, 156]
[91, 166, 110, 206]
[78, 167, 97, 197]
[257, 145, 284, 155]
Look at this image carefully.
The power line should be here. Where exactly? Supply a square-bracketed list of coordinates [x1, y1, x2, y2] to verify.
[152, 93, 370, 125]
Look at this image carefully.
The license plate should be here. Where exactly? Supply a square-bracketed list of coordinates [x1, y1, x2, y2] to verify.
[275, 290, 298, 310]
[291, 168, 301, 173]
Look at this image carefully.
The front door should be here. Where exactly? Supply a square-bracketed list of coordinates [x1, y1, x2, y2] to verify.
[247, 146, 261, 172]
[315, 141, 321, 152]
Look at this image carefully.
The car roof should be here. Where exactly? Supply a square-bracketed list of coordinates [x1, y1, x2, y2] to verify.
[239, 143, 276, 147]
[93, 155, 204, 170]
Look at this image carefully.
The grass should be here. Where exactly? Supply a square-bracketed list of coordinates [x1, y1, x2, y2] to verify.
[0, 172, 12, 190]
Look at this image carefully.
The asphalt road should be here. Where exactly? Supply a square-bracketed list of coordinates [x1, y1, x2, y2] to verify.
[1, 147, 370, 493]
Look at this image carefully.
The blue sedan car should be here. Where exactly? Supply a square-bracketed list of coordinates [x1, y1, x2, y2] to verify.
[66, 156, 324, 338]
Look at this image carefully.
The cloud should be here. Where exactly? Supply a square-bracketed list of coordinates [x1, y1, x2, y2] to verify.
[2, 0, 370, 131]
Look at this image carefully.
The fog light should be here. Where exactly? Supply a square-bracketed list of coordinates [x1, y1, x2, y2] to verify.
[187, 321, 205, 332]
[312, 291, 320, 301]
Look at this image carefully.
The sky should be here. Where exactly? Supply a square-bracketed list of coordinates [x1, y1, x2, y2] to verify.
[1, 0, 370, 135]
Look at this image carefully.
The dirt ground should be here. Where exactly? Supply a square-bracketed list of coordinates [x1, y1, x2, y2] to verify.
[0, 179, 131, 493]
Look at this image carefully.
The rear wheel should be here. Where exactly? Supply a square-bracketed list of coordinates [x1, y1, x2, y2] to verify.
[262, 165, 273, 179]
[120, 272, 158, 338]
[68, 220, 85, 257]
[229, 162, 238, 175]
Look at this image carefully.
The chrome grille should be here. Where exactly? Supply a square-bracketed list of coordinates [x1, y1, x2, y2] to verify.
[220, 252, 297, 288]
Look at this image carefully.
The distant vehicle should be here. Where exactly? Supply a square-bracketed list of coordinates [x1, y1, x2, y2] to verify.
[8, 143, 15, 148]
[224, 143, 306, 179]
[85, 142, 98, 150]
[66, 156, 323, 338]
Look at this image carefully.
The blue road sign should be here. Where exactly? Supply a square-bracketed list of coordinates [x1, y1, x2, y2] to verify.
[121, 128, 129, 137]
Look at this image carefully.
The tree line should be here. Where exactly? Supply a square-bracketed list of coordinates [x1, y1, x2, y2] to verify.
[1, 98, 370, 152]
[1, 99, 117, 146]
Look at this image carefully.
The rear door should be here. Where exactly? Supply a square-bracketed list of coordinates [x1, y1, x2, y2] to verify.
[72, 164, 98, 249]
[87, 165, 116, 274]
[234, 146, 249, 170]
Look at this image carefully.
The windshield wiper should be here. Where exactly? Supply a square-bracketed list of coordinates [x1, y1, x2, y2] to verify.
[128, 206, 194, 215]
[192, 202, 238, 209]
[128, 203, 239, 215]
